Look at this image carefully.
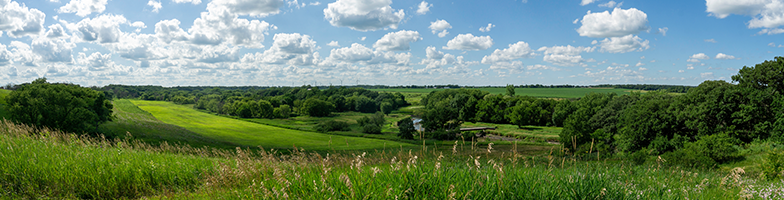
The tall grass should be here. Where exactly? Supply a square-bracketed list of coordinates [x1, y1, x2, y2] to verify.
[2, 119, 782, 199]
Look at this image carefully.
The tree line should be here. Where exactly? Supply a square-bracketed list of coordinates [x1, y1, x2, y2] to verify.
[101, 85, 409, 118]
[418, 57, 783, 168]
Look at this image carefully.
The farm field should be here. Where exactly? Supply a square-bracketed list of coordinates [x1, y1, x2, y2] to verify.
[128, 99, 413, 151]
[371, 87, 635, 99]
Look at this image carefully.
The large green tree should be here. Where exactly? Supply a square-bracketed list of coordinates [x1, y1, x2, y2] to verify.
[6, 78, 113, 134]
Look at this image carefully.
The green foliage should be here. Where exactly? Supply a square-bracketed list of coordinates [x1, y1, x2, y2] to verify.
[301, 98, 334, 117]
[352, 95, 377, 113]
[662, 134, 741, 169]
[733, 56, 784, 95]
[506, 84, 515, 96]
[361, 123, 382, 134]
[559, 92, 615, 151]
[397, 117, 416, 139]
[255, 100, 274, 118]
[761, 150, 784, 180]
[629, 149, 648, 166]
[616, 91, 677, 152]
[6, 78, 113, 134]
[273, 104, 291, 118]
[380, 102, 393, 115]
[314, 120, 351, 132]
[551, 99, 576, 127]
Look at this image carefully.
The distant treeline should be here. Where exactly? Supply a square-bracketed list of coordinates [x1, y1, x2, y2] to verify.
[100, 85, 409, 118]
[332, 84, 694, 93]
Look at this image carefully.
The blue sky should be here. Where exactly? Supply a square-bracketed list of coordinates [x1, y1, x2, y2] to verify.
[0, 0, 782, 86]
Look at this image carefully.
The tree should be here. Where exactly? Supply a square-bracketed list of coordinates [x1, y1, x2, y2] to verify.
[397, 117, 416, 139]
[732, 56, 784, 95]
[380, 102, 394, 115]
[274, 105, 291, 118]
[7, 78, 113, 134]
[506, 84, 515, 97]
[255, 100, 274, 118]
[301, 98, 334, 117]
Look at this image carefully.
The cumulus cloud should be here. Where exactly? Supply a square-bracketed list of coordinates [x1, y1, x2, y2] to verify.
[701, 72, 714, 78]
[443, 34, 493, 50]
[77, 52, 114, 71]
[73, 14, 128, 43]
[657, 27, 668, 36]
[58, 0, 108, 17]
[0, 0, 46, 38]
[373, 30, 421, 51]
[481, 41, 536, 64]
[147, 0, 162, 13]
[155, 19, 189, 43]
[324, 43, 410, 66]
[706, 0, 784, 32]
[537, 45, 594, 66]
[327, 41, 340, 47]
[0, 44, 10, 66]
[479, 23, 495, 32]
[416, 1, 431, 15]
[32, 38, 75, 63]
[428, 19, 451, 37]
[594, 34, 650, 53]
[45, 24, 68, 38]
[688, 53, 709, 62]
[207, 0, 284, 18]
[580, 0, 597, 6]
[577, 8, 649, 38]
[419, 46, 465, 70]
[172, 0, 201, 4]
[249, 33, 320, 66]
[323, 0, 405, 31]
[715, 53, 737, 59]
[189, 6, 275, 48]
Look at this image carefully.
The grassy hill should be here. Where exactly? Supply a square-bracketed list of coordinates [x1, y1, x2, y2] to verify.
[128, 100, 413, 151]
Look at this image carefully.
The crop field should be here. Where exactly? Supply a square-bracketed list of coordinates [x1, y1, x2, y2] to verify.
[371, 87, 635, 99]
[128, 100, 412, 151]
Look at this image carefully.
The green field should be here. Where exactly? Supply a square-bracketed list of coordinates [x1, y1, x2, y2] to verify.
[128, 100, 412, 151]
[0, 89, 11, 120]
[463, 122, 562, 142]
[243, 111, 411, 141]
[371, 87, 635, 99]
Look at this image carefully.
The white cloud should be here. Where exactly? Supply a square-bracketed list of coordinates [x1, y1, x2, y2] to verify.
[687, 53, 709, 62]
[771, 42, 777, 47]
[323, 0, 405, 31]
[758, 28, 784, 35]
[482, 41, 536, 64]
[147, 0, 162, 13]
[45, 24, 68, 38]
[189, 6, 275, 48]
[715, 53, 737, 59]
[635, 61, 645, 67]
[74, 14, 128, 43]
[537, 45, 594, 66]
[373, 30, 421, 51]
[58, 0, 108, 17]
[701, 72, 714, 78]
[207, 0, 284, 18]
[580, 0, 597, 6]
[77, 51, 114, 71]
[479, 23, 495, 32]
[598, 0, 622, 8]
[577, 8, 649, 38]
[443, 34, 493, 51]
[360, 37, 366, 41]
[657, 27, 668, 36]
[249, 33, 319, 66]
[0, 44, 10, 66]
[327, 41, 340, 47]
[419, 46, 467, 70]
[326, 43, 373, 62]
[155, 19, 189, 43]
[704, 38, 717, 43]
[428, 19, 451, 37]
[638, 67, 647, 71]
[594, 34, 650, 53]
[706, 0, 784, 32]
[32, 38, 75, 63]
[324, 43, 410, 66]
[416, 1, 431, 15]
[172, 0, 201, 4]
[0, 0, 46, 38]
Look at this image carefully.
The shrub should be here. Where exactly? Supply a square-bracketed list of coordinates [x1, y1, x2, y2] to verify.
[762, 150, 784, 180]
[662, 133, 741, 169]
[362, 124, 382, 134]
[629, 149, 648, 165]
[315, 120, 351, 133]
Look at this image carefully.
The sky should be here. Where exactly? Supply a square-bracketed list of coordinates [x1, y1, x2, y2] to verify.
[0, 0, 782, 87]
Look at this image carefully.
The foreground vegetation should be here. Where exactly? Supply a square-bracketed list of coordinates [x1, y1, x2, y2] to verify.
[2, 120, 783, 199]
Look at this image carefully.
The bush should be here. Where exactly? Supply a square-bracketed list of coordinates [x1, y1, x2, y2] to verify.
[629, 149, 648, 166]
[362, 124, 382, 134]
[315, 120, 351, 133]
[662, 133, 741, 169]
[762, 150, 784, 180]
[358, 112, 385, 127]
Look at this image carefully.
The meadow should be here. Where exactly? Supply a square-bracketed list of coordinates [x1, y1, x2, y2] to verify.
[2, 119, 782, 199]
[463, 121, 562, 142]
[127, 99, 413, 151]
[370, 87, 635, 100]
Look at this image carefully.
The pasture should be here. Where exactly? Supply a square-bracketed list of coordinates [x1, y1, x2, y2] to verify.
[128, 100, 413, 151]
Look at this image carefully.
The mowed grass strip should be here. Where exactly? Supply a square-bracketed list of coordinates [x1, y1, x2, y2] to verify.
[129, 100, 411, 150]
